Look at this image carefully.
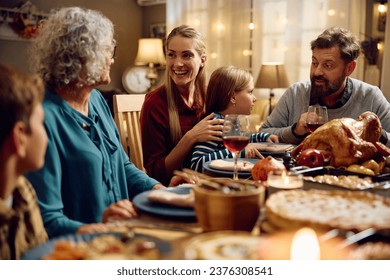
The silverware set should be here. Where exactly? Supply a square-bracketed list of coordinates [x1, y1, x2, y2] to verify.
[320, 228, 378, 249]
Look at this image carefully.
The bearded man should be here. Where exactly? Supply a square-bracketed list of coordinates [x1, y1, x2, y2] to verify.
[260, 27, 390, 147]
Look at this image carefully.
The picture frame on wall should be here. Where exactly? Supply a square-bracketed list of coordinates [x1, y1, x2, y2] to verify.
[150, 23, 166, 39]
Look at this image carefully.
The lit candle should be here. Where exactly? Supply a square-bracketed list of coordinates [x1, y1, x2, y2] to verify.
[267, 171, 303, 195]
[290, 227, 320, 260]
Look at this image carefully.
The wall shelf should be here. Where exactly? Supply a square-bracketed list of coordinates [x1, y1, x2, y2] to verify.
[0, 5, 48, 41]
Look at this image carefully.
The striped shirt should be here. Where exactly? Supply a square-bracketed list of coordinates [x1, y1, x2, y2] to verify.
[190, 113, 270, 172]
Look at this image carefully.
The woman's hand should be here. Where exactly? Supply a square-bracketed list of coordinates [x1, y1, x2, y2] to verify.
[101, 199, 138, 223]
[266, 134, 279, 143]
[245, 144, 264, 159]
[76, 223, 110, 234]
[188, 113, 224, 143]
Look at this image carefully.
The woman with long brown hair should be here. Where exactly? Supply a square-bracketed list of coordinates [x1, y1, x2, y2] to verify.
[141, 25, 223, 185]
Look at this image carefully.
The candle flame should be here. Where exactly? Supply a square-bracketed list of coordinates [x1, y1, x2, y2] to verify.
[290, 227, 320, 260]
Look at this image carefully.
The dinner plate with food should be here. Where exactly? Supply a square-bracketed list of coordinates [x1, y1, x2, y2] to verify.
[132, 185, 196, 220]
[203, 158, 258, 178]
[250, 142, 295, 156]
[21, 231, 171, 260]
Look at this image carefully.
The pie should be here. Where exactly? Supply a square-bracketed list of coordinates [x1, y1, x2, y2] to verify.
[265, 189, 390, 232]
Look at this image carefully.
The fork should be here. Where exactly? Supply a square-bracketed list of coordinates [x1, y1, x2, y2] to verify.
[320, 228, 376, 249]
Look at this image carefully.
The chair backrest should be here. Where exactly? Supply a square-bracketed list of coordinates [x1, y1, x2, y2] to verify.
[113, 94, 146, 172]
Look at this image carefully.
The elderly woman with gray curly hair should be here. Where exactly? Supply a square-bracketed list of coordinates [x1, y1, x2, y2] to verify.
[26, 7, 166, 238]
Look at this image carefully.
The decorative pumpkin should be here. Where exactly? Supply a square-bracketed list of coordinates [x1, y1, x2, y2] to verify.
[251, 156, 286, 181]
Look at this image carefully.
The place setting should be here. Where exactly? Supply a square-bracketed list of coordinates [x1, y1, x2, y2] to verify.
[132, 184, 196, 221]
[203, 114, 293, 179]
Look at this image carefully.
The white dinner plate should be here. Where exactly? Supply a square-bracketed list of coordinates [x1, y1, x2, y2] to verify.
[203, 158, 258, 178]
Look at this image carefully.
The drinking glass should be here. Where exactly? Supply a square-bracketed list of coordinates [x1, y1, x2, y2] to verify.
[222, 114, 250, 180]
[306, 105, 328, 133]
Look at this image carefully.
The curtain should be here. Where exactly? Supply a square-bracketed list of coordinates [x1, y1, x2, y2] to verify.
[381, 3, 390, 99]
[166, 0, 366, 99]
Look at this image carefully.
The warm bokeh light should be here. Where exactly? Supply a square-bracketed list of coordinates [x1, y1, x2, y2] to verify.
[248, 22, 255, 30]
[243, 49, 253, 56]
[378, 4, 387, 13]
[210, 52, 218, 59]
[328, 9, 336, 16]
[216, 23, 224, 31]
[378, 41, 384, 51]
[290, 228, 320, 260]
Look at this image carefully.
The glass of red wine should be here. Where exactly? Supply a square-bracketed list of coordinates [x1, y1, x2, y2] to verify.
[306, 105, 328, 133]
[222, 114, 250, 180]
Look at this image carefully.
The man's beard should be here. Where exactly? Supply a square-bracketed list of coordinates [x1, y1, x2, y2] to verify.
[310, 75, 345, 98]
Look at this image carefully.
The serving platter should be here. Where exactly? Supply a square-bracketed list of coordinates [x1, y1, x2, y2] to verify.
[294, 166, 390, 198]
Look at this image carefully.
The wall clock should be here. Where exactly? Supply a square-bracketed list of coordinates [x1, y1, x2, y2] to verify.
[122, 65, 151, 94]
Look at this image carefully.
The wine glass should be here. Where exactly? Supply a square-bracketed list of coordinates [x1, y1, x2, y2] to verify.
[306, 105, 328, 133]
[222, 114, 251, 180]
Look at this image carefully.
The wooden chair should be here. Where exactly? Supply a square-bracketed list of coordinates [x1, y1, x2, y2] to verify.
[113, 94, 146, 172]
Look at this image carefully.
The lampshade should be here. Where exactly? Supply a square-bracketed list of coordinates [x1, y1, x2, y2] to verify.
[255, 63, 289, 89]
[134, 38, 165, 65]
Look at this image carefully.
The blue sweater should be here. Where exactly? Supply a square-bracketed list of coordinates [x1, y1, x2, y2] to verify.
[26, 89, 159, 238]
[190, 112, 270, 172]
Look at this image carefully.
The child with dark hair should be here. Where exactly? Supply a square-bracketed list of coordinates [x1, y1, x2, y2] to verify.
[0, 63, 48, 259]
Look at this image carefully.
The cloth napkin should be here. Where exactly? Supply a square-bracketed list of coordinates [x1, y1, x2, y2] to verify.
[251, 143, 294, 152]
[208, 159, 255, 172]
[147, 189, 194, 208]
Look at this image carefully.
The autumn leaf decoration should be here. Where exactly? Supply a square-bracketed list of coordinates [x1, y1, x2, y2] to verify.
[9, 13, 43, 39]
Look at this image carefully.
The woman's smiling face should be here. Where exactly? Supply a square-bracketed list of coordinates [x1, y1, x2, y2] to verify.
[166, 35, 206, 90]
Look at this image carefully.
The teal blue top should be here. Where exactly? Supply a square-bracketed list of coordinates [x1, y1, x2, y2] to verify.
[26, 89, 159, 238]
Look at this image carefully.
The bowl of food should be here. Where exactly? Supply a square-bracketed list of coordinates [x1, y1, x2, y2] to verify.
[193, 178, 265, 232]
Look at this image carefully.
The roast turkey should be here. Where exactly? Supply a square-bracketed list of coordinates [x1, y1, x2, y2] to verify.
[291, 112, 382, 167]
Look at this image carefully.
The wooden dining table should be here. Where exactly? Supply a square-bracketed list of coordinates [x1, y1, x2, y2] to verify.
[108, 179, 264, 260]
[109, 211, 263, 260]
[107, 168, 390, 260]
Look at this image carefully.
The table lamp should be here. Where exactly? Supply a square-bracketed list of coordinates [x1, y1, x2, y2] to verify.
[255, 63, 289, 115]
[134, 38, 166, 89]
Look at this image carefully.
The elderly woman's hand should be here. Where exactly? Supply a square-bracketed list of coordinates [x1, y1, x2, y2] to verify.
[169, 173, 199, 186]
[76, 223, 110, 234]
[101, 199, 138, 223]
